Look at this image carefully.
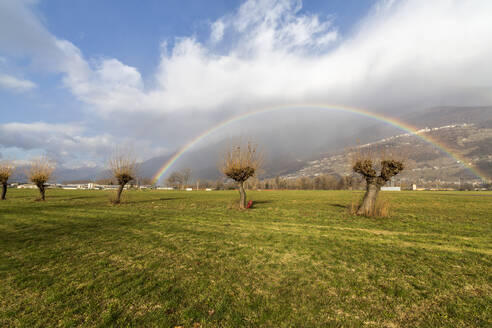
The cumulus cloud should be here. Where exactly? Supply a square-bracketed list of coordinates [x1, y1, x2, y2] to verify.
[0, 73, 36, 92]
[79, 0, 492, 115]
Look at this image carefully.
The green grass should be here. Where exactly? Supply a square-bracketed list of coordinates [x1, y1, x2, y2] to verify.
[1, 189, 491, 327]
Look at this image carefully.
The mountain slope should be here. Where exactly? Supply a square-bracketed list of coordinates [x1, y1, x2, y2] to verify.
[284, 122, 492, 183]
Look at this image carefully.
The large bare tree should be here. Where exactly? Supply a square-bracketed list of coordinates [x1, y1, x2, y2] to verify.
[352, 151, 404, 216]
[0, 160, 15, 200]
[221, 141, 262, 209]
[109, 152, 137, 204]
[27, 157, 55, 201]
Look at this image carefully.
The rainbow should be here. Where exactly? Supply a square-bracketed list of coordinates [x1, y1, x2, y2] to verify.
[152, 104, 489, 183]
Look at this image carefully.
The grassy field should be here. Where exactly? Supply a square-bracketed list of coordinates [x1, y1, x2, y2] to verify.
[0, 189, 491, 327]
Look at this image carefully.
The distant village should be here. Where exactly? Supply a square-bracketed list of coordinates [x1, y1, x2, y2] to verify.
[11, 181, 216, 192]
[7, 177, 490, 192]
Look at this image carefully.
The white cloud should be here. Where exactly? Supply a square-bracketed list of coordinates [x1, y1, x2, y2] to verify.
[0, 122, 166, 166]
[210, 20, 225, 43]
[0, 122, 108, 160]
[143, 0, 491, 117]
[0, 73, 36, 92]
[0, 122, 83, 134]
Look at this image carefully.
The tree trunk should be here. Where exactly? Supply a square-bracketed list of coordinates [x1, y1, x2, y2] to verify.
[115, 183, 125, 204]
[1, 182, 7, 200]
[238, 181, 247, 209]
[357, 182, 380, 216]
[38, 184, 46, 201]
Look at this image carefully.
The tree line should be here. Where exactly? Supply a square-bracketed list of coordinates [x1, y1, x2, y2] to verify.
[166, 174, 365, 191]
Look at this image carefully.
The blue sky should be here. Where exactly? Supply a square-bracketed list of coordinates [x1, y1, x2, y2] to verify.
[0, 0, 491, 168]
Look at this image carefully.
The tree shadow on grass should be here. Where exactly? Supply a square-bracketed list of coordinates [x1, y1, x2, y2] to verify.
[439, 193, 492, 197]
[125, 197, 184, 205]
[251, 200, 274, 205]
[1, 202, 98, 215]
[328, 203, 348, 209]
[0, 212, 153, 248]
[2, 197, 184, 213]
[65, 196, 101, 201]
[0, 220, 108, 246]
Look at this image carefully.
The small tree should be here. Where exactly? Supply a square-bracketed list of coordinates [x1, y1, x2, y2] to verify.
[180, 168, 192, 189]
[352, 150, 404, 216]
[221, 141, 262, 209]
[166, 168, 192, 189]
[28, 157, 55, 201]
[137, 176, 154, 186]
[0, 160, 15, 200]
[109, 152, 137, 204]
[166, 171, 183, 189]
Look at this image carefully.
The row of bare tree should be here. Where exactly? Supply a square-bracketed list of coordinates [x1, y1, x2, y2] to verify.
[218, 141, 405, 215]
[0, 160, 15, 200]
[0, 153, 137, 204]
[0, 157, 55, 201]
[2, 141, 404, 216]
[105, 140, 405, 214]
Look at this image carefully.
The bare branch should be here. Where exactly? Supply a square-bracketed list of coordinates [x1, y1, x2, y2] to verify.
[221, 141, 262, 183]
[28, 157, 55, 186]
[0, 160, 15, 184]
[351, 146, 405, 216]
[108, 149, 138, 204]
[27, 156, 55, 201]
[0, 159, 15, 200]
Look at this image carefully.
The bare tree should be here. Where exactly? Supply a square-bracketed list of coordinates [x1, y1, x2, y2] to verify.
[166, 171, 183, 189]
[137, 176, 154, 187]
[180, 168, 192, 189]
[214, 179, 224, 190]
[27, 157, 55, 201]
[221, 141, 262, 209]
[352, 150, 404, 216]
[0, 160, 15, 200]
[166, 168, 192, 189]
[109, 152, 137, 204]
[95, 178, 115, 185]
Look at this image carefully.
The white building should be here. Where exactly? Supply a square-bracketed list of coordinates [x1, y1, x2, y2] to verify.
[381, 186, 401, 191]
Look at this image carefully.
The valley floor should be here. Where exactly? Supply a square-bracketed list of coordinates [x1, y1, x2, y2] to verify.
[1, 189, 491, 327]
